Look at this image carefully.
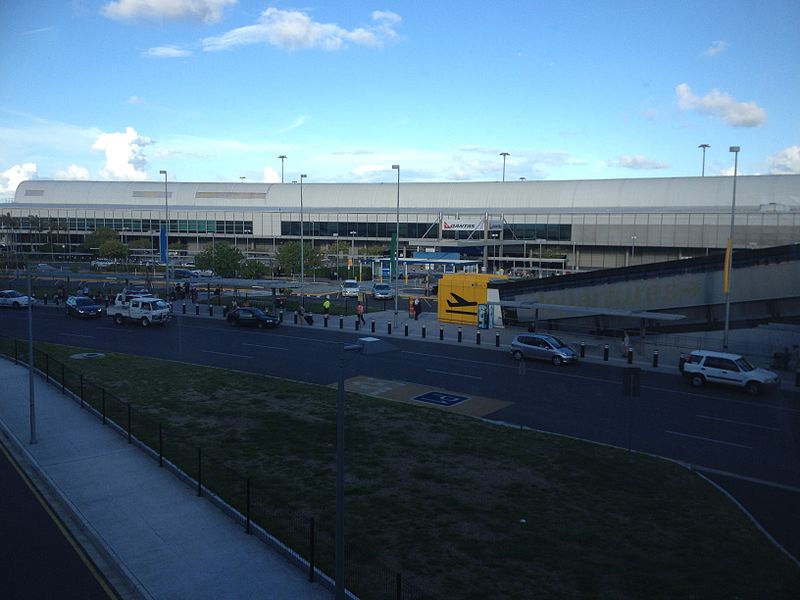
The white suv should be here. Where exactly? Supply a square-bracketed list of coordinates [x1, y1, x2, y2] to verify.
[682, 350, 779, 396]
[341, 279, 360, 298]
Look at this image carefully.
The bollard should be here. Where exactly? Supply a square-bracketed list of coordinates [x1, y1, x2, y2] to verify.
[603, 344, 609, 361]
[422, 325, 426, 339]
[294, 312, 298, 324]
[476, 331, 481, 345]
[404, 323, 408, 337]
[279, 309, 284, 323]
[679, 352, 686, 373]
[580, 341, 586, 358]
[209, 305, 213, 317]
[182, 303, 186, 314]
[355, 318, 360, 331]
[195, 304, 200, 316]
[371, 320, 375, 333]
[440, 326, 444, 340]
[627, 348, 633, 364]
[340, 317, 344, 330]
[653, 350, 659, 368]
[43, 293, 48, 305]
[458, 327, 462, 343]
[495, 331, 500, 347]
[388, 322, 392, 335]
[324, 315, 328, 328]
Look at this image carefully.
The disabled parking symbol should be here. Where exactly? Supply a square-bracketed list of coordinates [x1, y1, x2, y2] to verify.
[413, 391, 468, 407]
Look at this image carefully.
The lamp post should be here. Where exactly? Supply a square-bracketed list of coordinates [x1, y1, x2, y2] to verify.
[278, 155, 287, 183]
[239, 176, 246, 183]
[391, 165, 400, 328]
[159, 170, 169, 294]
[698, 144, 710, 177]
[333, 232, 339, 280]
[300, 174, 307, 306]
[349, 231, 357, 277]
[491, 233, 498, 273]
[500, 152, 510, 182]
[723, 146, 740, 350]
[535, 238, 545, 278]
[631, 234, 637, 261]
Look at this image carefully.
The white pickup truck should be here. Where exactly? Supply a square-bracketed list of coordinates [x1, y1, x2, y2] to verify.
[107, 292, 172, 327]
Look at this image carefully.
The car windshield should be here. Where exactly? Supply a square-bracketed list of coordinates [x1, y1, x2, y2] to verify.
[7, 291, 23, 298]
[151, 300, 168, 310]
[547, 336, 569, 349]
[735, 357, 755, 371]
[251, 307, 266, 317]
[76, 297, 95, 306]
[375, 285, 390, 291]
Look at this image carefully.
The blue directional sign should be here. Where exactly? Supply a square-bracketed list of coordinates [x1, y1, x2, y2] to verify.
[413, 391, 468, 407]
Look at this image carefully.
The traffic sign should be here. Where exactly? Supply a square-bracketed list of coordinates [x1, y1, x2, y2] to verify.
[413, 391, 468, 406]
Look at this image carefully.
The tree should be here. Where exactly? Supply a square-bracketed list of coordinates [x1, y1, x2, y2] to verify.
[99, 239, 128, 260]
[81, 227, 119, 254]
[194, 241, 244, 277]
[276, 241, 322, 276]
[239, 259, 268, 279]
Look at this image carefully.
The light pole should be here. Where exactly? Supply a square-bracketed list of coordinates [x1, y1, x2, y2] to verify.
[391, 165, 400, 328]
[333, 232, 339, 280]
[536, 238, 545, 278]
[278, 155, 287, 183]
[723, 146, 740, 350]
[698, 144, 710, 177]
[349, 231, 357, 277]
[300, 174, 307, 307]
[491, 233, 498, 273]
[159, 170, 169, 295]
[500, 152, 510, 182]
[631, 234, 637, 261]
[239, 176, 246, 183]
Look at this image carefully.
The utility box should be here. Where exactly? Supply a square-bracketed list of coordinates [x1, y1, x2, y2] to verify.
[437, 273, 506, 325]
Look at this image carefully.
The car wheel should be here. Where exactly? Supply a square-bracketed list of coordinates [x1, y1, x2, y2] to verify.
[745, 381, 762, 396]
[512, 350, 524, 361]
[690, 374, 705, 388]
[552, 355, 563, 366]
[114, 314, 124, 325]
[12, 301, 20, 308]
[140, 317, 150, 327]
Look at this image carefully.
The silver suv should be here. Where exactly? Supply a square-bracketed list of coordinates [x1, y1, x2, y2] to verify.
[682, 350, 779, 396]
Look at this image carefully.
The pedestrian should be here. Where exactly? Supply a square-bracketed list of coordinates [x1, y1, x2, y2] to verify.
[357, 301, 366, 325]
[622, 331, 630, 358]
[413, 297, 422, 321]
[323, 295, 331, 317]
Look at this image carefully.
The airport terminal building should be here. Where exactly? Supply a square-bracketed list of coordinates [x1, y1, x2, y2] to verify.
[3, 175, 799, 272]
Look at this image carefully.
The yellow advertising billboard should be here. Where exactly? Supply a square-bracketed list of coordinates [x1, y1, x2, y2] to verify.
[436, 273, 506, 325]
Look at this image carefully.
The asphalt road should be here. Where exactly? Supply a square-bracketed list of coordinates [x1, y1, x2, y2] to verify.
[2, 307, 800, 561]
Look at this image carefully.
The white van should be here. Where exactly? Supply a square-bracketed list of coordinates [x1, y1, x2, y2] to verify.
[341, 279, 360, 298]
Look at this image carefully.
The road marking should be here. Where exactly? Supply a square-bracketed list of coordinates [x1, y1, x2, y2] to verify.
[695, 414, 780, 431]
[59, 333, 96, 339]
[202, 350, 254, 359]
[242, 343, 289, 351]
[664, 430, 752, 449]
[425, 369, 482, 380]
[693, 465, 800, 493]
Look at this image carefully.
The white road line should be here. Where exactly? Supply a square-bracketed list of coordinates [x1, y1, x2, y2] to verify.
[59, 333, 96, 339]
[695, 414, 780, 431]
[664, 430, 752, 449]
[425, 369, 482, 380]
[202, 350, 254, 359]
[692, 465, 800, 493]
[242, 343, 289, 351]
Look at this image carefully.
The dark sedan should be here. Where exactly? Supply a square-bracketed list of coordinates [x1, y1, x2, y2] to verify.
[226, 307, 280, 329]
[65, 296, 104, 318]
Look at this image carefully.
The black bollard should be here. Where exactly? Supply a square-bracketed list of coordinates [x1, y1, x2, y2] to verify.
[388, 322, 392, 335]
[440, 327, 444, 340]
[371, 319, 375, 333]
[339, 317, 344, 329]
[679, 352, 686, 373]
[495, 332, 500, 347]
[603, 344, 609, 361]
[279, 309, 284, 322]
[653, 350, 659, 368]
[627, 348, 633, 364]
[294, 312, 298, 324]
[476, 331, 481, 345]
[404, 323, 408, 337]
[355, 318, 360, 331]
[580, 341, 586, 358]
[324, 315, 328, 328]
[182, 303, 186, 314]
[209, 305, 213, 317]
[422, 325, 426, 339]
[196, 305, 200, 316]
[458, 327, 462, 343]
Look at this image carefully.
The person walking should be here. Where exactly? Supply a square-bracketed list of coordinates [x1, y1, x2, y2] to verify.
[323, 295, 331, 317]
[622, 331, 630, 358]
[357, 301, 366, 325]
[413, 297, 422, 320]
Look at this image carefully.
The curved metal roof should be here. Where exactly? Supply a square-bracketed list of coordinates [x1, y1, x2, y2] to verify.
[13, 174, 800, 212]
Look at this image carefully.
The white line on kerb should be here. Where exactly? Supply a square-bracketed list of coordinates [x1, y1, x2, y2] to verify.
[664, 430, 752, 449]
[695, 414, 780, 431]
[242, 343, 289, 351]
[202, 350, 254, 359]
[426, 369, 482, 380]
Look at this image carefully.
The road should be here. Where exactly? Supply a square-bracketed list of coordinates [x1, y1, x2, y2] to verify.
[2, 307, 799, 561]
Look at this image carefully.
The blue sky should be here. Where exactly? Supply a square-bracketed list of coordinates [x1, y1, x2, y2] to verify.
[1, 0, 798, 198]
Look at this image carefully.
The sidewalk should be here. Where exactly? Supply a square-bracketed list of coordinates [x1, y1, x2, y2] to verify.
[0, 358, 332, 600]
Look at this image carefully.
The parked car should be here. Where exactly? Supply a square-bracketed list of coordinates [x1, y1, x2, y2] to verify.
[91, 258, 115, 269]
[65, 296, 104, 318]
[681, 349, 779, 396]
[0, 290, 34, 308]
[36, 263, 58, 272]
[173, 268, 196, 279]
[372, 283, 394, 300]
[341, 279, 360, 298]
[510, 333, 578, 366]
[192, 269, 215, 277]
[226, 307, 280, 329]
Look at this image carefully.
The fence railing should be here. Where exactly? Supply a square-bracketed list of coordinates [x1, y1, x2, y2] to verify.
[1, 336, 428, 600]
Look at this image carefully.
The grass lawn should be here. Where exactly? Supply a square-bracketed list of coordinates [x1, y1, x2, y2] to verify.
[6, 340, 799, 599]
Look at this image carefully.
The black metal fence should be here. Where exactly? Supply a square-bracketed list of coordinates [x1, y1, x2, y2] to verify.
[1, 337, 428, 600]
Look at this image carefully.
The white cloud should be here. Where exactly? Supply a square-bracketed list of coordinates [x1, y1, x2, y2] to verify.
[55, 164, 90, 180]
[703, 40, 729, 57]
[262, 166, 280, 183]
[767, 146, 800, 174]
[127, 95, 145, 105]
[102, 0, 235, 24]
[91, 127, 153, 180]
[282, 115, 310, 132]
[143, 45, 192, 58]
[609, 155, 669, 170]
[0, 163, 37, 194]
[202, 8, 402, 52]
[676, 83, 766, 127]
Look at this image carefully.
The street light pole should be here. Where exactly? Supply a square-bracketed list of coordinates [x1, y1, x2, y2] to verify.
[349, 231, 357, 277]
[333, 232, 339, 280]
[391, 165, 400, 328]
[723, 146, 740, 350]
[159, 170, 169, 295]
[631, 234, 637, 262]
[278, 155, 287, 183]
[300, 174, 307, 307]
[500, 152, 510, 182]
[698, 144, 710, 177]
